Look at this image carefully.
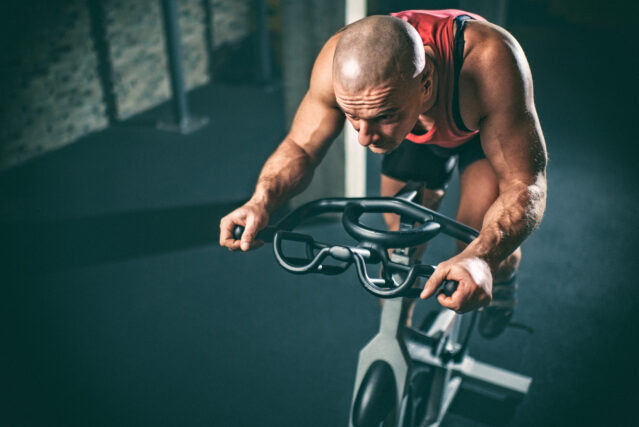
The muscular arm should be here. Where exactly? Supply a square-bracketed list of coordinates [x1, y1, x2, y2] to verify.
[422, 24, 547, 311]
[220, 34, 345, 250]
[250, 37, 345, 211]
[465, 27, 547, 270]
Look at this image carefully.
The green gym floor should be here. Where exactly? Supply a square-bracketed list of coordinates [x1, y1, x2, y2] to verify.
[2, 21, 638, 427]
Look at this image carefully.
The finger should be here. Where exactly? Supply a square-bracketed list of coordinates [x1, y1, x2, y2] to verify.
[240, 215, 258, 251]
[220, 216, 245, 247]
[437, 292, 451, 307]
[219, 217, 230, 246]
[437, 292, 462, 312]
[223, 238, 242, 251]
[437, 282, 473, 313]
[421, 265, 447, 299]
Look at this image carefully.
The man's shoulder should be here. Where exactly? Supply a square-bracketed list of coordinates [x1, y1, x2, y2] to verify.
[459, 21, 533, 124]
[463, 20, 525, 71]
[308, 32, 342, 106]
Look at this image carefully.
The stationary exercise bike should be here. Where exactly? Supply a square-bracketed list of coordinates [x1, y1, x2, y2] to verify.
[234, 183, 531, 426]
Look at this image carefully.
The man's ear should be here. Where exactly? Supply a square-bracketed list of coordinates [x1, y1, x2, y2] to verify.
[421, 63, 432, 83]
[421, 68, 430, 83]
[421, 67, 432, 92]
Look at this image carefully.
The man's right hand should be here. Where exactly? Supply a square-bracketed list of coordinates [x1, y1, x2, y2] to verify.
[219, 202, 270, 251]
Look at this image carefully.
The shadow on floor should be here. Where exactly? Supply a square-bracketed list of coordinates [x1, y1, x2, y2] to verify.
[1, 200, 246, 275]
[448, 385, 522, 426]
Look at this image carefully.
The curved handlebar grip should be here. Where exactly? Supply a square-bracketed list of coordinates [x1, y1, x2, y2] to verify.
[398, 279, 459, 299]
[342, 202, 441, 248]
[232, 225, 276, 242]
[439, 280, 458, 297]
[273, 230, 341, 274]
[232, 225, 244, 240]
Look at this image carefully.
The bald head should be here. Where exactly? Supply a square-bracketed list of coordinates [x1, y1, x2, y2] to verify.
[333, 15, 426, 92]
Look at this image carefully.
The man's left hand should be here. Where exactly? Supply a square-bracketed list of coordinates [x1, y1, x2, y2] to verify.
[420, 254, 493, 313]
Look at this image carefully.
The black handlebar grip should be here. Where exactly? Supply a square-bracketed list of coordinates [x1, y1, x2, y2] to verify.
[231, 225, 276, 242]
[439, 280, 458, 297]
[233, 225, 244, 240]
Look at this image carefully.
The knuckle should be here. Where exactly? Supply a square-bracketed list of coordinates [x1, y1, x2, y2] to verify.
[439, 297, 457, 311]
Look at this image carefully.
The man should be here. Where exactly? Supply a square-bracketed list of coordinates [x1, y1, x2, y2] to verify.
[219, 9, 547, 338]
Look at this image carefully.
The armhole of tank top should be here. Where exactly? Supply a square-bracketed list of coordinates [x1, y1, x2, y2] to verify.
[452, 15, 472, 133]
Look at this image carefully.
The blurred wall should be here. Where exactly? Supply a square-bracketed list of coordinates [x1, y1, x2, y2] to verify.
[0, 0, 252, 172]
[104, 0, 211, 119]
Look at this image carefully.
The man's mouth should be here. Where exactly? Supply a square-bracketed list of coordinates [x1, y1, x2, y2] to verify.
[369, 139, 401, 154]
[370, 140, 388, 149]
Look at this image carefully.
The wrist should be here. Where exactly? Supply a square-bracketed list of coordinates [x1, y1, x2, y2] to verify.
[463, 238, 501, 271]
[249, 187, 276, 213]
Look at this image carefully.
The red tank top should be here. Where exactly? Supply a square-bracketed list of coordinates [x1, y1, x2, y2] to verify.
[391, 9, 485, 148]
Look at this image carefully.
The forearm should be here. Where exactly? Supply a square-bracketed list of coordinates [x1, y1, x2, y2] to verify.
[248, 138, 316, 212]
[464, 177, 547, 270]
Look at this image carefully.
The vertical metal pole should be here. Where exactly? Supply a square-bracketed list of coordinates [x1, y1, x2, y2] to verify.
[158, 0, 208, 133]
[201, 0, 216, 80]
[161, 0, 189, 126]
[86, 0, 119, 124]
[344, 0, 367, 197]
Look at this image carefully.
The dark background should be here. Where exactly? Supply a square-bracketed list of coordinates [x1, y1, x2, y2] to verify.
[1, 0, 638, 426]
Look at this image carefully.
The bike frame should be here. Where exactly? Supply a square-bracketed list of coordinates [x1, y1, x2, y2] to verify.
[234, 184, 532, 427]
[348, 185, 531, 427]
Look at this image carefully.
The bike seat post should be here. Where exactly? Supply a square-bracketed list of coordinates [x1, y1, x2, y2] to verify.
[349, 241, 415, 427]
[349, 203, 422, 426]
[390, 179, 423, 272]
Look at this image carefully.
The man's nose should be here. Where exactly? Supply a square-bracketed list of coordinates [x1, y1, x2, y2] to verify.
[357, 120, 377, 146]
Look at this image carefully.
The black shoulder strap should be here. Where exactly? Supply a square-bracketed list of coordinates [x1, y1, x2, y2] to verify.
[452, 15, 472, 133]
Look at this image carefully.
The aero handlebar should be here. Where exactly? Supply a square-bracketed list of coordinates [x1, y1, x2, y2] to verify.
[233, 197, 479, 299]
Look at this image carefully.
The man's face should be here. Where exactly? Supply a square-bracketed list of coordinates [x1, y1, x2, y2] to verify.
[334, 78, 424, 154]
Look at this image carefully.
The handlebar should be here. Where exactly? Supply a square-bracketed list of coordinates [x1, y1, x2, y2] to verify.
[232, 197, 479, 299]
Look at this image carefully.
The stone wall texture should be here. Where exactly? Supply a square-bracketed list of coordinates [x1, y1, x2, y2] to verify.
[212, 0, 251, 48]
[0, 1, 107, 171]
[104, 0, 211, 119]
[0, 0, 254, 171]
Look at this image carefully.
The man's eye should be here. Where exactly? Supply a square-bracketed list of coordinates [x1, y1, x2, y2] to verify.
[377, 114, 395, 122]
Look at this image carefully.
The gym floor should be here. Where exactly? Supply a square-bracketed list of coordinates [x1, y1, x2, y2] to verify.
[2, 20, 638, 427]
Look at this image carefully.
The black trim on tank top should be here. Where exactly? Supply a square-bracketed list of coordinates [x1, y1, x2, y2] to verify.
[452, 15, 472, 133]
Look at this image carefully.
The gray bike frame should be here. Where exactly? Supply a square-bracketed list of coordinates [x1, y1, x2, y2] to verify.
[348, 186, 531, 427]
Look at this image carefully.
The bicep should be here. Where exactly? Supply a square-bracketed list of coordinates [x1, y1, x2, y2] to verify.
[476, 36, 547, 190]
[287, 92, 344, 165]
